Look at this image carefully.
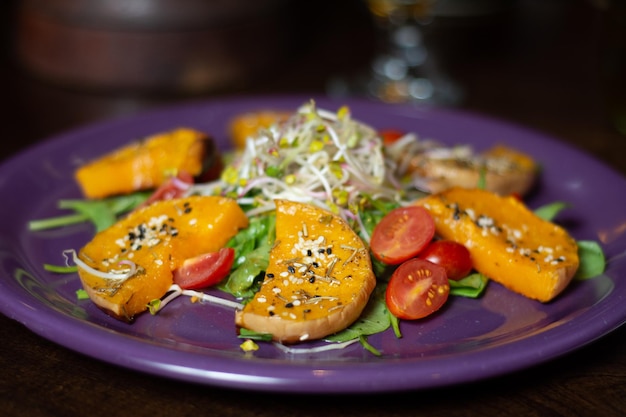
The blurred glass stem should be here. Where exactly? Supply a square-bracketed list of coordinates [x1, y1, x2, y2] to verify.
[364, 0, 462, 105]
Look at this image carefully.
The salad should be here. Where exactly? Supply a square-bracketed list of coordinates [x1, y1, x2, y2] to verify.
[31, 100, 606, 355]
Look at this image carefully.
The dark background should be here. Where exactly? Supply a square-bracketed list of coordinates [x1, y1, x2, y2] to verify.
[1, 0, 623, 171]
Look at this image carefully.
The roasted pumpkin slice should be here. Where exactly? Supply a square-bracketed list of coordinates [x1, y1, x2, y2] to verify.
[229, 110, 291, 149]
[415, 187, 579, 302]
[75, 128, 219, 199]
[76, 195, 248, 321]
[235, 199, 376, 343]
[409, 145, 538, 197]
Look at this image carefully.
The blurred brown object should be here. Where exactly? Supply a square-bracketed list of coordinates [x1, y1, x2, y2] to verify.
[14, 0, 291, 94]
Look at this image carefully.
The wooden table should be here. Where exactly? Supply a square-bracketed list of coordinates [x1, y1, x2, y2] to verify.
[1, 1, 625, 416]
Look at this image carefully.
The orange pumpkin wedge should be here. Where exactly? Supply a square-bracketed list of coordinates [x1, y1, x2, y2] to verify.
[415, 187, 579, 302]
[76, 195, 248, 321]
[229, 110, 291, 149]
[235, 200, 376, 343]
[75, 128, 218, 199]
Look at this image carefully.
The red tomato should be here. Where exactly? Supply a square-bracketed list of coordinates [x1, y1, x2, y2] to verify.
[140, 171, 194, 209]
[420, 240, 473, 281]
[173, 247, 235, 290]
[385, 258, 449, 320]
[370, 206, 435, 265]
[380, 129, 405, 144]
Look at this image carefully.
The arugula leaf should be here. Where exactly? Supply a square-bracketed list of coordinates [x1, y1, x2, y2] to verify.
[325, 287, 390, 342]
[43, 264, 78, 274]
[59, 200, 116, 232]
[29, 192, 150, 232]
[220, 214, 276, 298]
[238, 328, 273, 342]
[575, 240, 606, 280]
[358, 335, 382, 356]
[531, 202, 606, 281]
[534, 201, 570, 221]
[389, 309, 402, 338]
[220, 246, 269, 299]
[449, 273, 489, 298]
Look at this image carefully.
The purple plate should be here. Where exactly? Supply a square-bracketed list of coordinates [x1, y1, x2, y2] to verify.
[1, 95, 625, 393]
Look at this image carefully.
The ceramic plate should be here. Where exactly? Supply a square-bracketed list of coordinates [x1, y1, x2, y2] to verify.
[1, 95, 624, 393]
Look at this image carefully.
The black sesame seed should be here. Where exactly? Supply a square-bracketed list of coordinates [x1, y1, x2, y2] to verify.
[269, 311, 275, 316]
[307, 249, 312, 256]
[312, 262, 319, 268]
[287, 265, 296, 274]
[266, 273, 275, 278]
[326, 247, 332, 255]
[309, 277, 316, 283]
[318, 248, 325, 254]
[285, 302, 294, 308]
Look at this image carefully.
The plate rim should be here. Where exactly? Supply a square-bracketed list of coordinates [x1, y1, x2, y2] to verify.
[1, 94, 625, 393]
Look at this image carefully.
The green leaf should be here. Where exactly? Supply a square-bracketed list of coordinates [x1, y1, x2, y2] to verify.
[220, 247, 269, 298]
[238, 328, 273, 342]
[325, 288, 390, 342]
[28, 213, 89, 231]
[43, 264, 78, 274]
[29, 192, 149, 232]
[220, 213, 276, 298]
[449, 273, 489, 298]
[358, 335, 381, 356]
[477, 166, 487, 190]
[534, 201, 570, 221]
[389, 309, 402, 338]
[575, 240, 606, 280]
[75, 289, 90, 300]
[60, 200, 116, 232]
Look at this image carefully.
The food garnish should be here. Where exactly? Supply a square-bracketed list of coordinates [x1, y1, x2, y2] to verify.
[35, 100, 607, 355]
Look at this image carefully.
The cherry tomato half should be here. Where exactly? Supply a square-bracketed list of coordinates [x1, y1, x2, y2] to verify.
[420, 240, 473, 281]
[370, 206, 435, 265]
[140, 171, 194, 209]
[173, 247, 235, 290]
[380, 129, 405, 144]
[386, 258, 450, 320]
